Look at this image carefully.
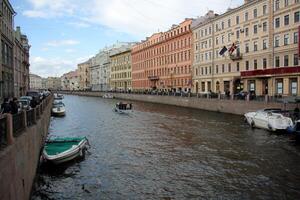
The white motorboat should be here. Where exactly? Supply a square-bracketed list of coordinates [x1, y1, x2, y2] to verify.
[114, 102, 132, 114]
[43, 137, 88, 164]
[244, 109, 293, 131]
[52, 101, 66, 116]
[103, 93, 114, 99]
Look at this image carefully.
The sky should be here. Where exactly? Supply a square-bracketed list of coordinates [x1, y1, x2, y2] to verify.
[11, 0, 244, 78]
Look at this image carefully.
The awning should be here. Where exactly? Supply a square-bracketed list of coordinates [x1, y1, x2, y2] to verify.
[241, 66, 300, 78]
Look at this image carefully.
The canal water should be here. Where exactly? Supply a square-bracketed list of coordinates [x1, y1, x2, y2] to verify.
[32, 95, 300, 200]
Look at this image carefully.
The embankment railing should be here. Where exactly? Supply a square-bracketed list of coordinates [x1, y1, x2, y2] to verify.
[0, 94, 53, 150]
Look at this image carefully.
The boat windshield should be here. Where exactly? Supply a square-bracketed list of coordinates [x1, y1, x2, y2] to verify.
[116, 103, 132, 110]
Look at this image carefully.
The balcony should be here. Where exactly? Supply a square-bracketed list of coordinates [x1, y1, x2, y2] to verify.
[230, 53, 243, 61]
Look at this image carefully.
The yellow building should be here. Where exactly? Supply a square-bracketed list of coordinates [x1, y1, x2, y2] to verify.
[110, 49, 132, 91]
[192, 0, 300, 97]
[78, 59, 91, 90]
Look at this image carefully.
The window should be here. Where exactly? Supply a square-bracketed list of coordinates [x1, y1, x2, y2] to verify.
[294, 54, 299, 66]
[276, 79, 283, 94]
[275, 56, 280, 67]
[275, 0, 280, 11]
[236, 62, 240, 72]
[222, 35, 224, 44]
[216, 65, 219, 74]
[254, 59, 258, 70]
[275, 36, 280, 47]
[254, 41, 258, 51]
[245, 12, 248, 21]
[275, 18, 280, 28]
[228, 19, 231, 27]
[263, 22, 267, 32]
[215, 24, 219, 32]
[290, 79, 298, 96]
[284, 55, 289, 66]
[284, 15, 289, 26]
[254, 25, 258, 34]
[245, 27, 249, 36]
[253, 8, 257, 18]
[284, 34, 289, 45]
[209, 27, 212, 34]
[263, 58, 267, 69]
[246, 61, 249, 70]
[285, 0, 289, 6]
[263, 5, 267, 15]
[216, 37, 219, 45]
[294, 32, 299, 44]
[228, 63, 231, 72]
[295, 11, 300, 23]
[236, 16, 239, 24]
[221, 22, 224, 30]
[263, 39, 267, 50]
[222, 64, 225, 73]
[236, 30, 240, 39]
[228, 33, 231, 42]
[245, 43, 249, 53]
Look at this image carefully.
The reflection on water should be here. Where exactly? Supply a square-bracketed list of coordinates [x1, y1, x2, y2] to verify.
[32, 95, 300, 200]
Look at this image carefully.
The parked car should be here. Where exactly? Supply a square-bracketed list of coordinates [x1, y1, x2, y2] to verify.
[18, 99, 31, 111]
[20, 96, 33, 102]
[234, 91, 248, 100]
[26, 91, 42, 104]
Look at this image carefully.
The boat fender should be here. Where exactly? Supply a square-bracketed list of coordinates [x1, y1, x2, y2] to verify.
[268, 123, 272, 130]
[250, 121, 255, 128]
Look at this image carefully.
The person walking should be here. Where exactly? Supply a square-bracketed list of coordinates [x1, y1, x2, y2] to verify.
[1, 98, 11, 114]
[10, 97, 19, 115]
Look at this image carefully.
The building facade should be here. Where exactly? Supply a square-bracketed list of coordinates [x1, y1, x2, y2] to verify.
[78, 59, 91, 90]
[0, 0, 16, 100]
[46, 77, 61, 90]
[29, 74, 42, 90]
[61, 71, 79, 91]
[192, 0, 300, 97]
[110, 43, 136, 91]
[132, 19, 193, 92]
[14, 26, 30, 98]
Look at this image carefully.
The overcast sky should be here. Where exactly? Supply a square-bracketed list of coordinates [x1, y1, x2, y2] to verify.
[11, 0, 244, 78]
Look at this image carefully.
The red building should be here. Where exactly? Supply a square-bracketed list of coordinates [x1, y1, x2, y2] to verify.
[132, 19, 193, 92]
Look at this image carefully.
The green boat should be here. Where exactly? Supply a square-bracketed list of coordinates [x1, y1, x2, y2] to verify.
[43, 137, 88, 164]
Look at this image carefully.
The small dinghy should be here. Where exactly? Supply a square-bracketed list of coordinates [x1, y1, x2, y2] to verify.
[52, 101, 66, 116]
[43, 137, 89, 164]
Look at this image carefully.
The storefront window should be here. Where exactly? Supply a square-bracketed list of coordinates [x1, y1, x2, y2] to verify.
[290, 79, 298, 96]
[201, 82, 205, 92]
[276, 79, 283, 94]
[249, 80, 255, 92]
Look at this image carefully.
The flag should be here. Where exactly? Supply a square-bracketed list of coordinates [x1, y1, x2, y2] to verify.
[228, 43, 237, 54]
[219, 46, 227, 55]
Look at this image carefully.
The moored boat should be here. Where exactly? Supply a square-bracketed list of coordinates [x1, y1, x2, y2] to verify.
[52, 101, 66, 116]
[103, 93, 114, 99]
[244, 108, 293, 132]
[114, 102, 132, 114]
[287, 120, 300, 141]
[43, 137, 89, 164]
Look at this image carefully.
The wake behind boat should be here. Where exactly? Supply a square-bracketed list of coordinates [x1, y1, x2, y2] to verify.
[244, 108, 293, 132]
[114, 102, 132, 114]
[43, 137, 89, 164]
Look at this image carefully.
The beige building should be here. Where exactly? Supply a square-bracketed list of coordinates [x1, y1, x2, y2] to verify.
[78, 59, 91, 90]
[110, 48, 133, 91]
[29, 74, 42, 90]
[61, 70, 79, 91]
[45, 77, 61, 91]
[192, 0, 300, 97]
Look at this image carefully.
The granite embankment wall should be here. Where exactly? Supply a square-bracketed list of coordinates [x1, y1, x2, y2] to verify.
[62, 91, 297, 115]
[0, 96, 53, 200]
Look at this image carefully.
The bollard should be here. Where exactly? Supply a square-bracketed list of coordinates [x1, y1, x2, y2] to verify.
[265, 95, 268, 103]
[33, 109, 37, 124]
[6, 114, 14, 145]
[22, 110, 27, 129]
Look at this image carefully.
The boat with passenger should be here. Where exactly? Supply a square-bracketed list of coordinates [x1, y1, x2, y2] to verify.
[114, 102, 133, 114]
[244, 108, 293, 132]
[43, 137, 89, 164]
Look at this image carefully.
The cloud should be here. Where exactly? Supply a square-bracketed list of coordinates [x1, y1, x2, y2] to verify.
[45, 39, 80, 47]
[68, 22, 91, 28]
[23, 0, 244, 37]
[30, 56, 91, 77]
[65, 49, 76, 53]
